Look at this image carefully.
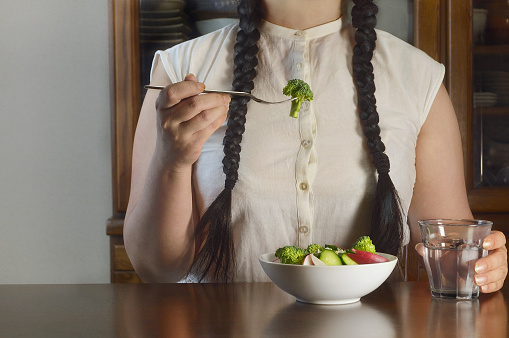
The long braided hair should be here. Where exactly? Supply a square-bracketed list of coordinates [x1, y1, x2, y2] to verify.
[351, 0, 403, 257]
[190, 0, 264, 282]
[190, 0, 404, 282]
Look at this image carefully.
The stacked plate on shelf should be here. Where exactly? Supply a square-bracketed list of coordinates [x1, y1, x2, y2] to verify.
[473, 92, 498, 108]
[474, 71, 509, 106]
[187, 0, 239, 35]
[139, 0, 192, 91]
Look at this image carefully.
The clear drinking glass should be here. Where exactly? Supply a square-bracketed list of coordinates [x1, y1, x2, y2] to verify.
[418, 219, 493, 300]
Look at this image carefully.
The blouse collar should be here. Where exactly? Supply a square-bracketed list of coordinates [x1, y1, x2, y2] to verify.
[259, 16, 345, 40]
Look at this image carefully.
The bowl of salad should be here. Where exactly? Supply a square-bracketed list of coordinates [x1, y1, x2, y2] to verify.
[259, 236, 398, 305]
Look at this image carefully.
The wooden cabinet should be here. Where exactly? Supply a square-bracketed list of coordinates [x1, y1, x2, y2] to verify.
[107, 219, 143, 283]
[107, 0, 141, 283]
[107, 0, 509, 283]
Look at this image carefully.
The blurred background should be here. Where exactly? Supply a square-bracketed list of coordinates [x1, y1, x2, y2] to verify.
[0, 0, 111, 283]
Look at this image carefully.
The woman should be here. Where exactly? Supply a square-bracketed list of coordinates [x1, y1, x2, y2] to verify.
[124, 0, 507, 290]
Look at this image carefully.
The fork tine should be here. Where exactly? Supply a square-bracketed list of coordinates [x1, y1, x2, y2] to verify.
[257, 98, 296, 104]
[250, 96, 264, 103]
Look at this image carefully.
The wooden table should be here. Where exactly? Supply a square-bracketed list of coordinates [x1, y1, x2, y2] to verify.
[0, 282, 507, 337]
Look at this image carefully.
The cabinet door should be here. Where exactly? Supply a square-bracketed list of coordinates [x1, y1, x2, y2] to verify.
[471, 2, 509, 206]
[111, 0, 141, 215]
[470, 2, 509, 260]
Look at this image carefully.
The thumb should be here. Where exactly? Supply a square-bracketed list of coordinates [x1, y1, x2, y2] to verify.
[415, 243, 424, 257]
[185, 73, 198, 82]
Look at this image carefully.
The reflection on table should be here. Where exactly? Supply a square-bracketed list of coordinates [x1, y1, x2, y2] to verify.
[0, 282, 507, 337]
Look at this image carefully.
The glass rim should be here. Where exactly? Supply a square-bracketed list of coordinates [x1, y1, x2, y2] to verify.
[418, 218, 493, 226]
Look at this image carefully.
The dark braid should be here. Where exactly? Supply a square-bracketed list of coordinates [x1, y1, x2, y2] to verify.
[351, 0, 404, 256]
[189, 0, 263, 282]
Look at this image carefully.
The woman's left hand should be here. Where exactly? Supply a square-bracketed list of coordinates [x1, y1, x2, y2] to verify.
[474, 230, 508, 293]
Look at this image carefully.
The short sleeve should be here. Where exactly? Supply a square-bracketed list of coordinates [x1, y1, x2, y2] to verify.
[149, 23, 239, 87]
[150, 49, 186, 85]
[400, 44, 446, 128]
[416, 57, 445, 127]
[373, 30, 446, 130]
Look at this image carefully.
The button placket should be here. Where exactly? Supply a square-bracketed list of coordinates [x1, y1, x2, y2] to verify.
[293, 34, 306, 78]
[293, 31, 316, 248]
[299, 225, 309, 234]
[301, 139, 312, 148]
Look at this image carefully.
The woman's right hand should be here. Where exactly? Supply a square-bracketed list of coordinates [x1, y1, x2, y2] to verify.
[124, 74, 230, 282]
[154, 74, 230, 172]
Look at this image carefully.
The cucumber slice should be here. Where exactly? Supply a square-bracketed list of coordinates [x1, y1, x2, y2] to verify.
[319, 249, 343, 265]
[340, 253, 358, 265]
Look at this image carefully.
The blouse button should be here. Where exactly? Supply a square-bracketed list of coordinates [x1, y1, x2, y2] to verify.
[299, 182, 308, 191]
[296, 62, 303, 70]
[301, 139, 312, 148]
[299, 225, 309, 234]
[295, 30, 304, 37]
[301, 101, 309, 110]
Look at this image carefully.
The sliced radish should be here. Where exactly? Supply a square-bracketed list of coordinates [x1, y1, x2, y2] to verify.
[346, 249, 389, 264]
[302, 254, 314, 265]
[302, 254, 327, 266]
[310, 254, 327, 266]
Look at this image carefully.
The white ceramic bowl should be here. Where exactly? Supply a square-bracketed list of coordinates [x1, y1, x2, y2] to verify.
[259, 252, 397, 305]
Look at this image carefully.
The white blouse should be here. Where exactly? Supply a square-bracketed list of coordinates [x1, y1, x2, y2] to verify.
[151, 17, 445, 282]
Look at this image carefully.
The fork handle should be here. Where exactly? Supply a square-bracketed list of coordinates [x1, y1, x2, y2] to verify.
[144, 85, 251, 98]
[144, 85, 166, 90]
[202, 89, 251, 98]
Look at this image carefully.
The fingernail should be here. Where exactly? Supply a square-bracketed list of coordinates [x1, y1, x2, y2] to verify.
[475, 263, 486, 273]
[480, 285, 488, 293]
[224, 95, 231, 104]
[197, 82, 205, 91]
[475, 275, 486, 285]
[483, 239, 493, 250]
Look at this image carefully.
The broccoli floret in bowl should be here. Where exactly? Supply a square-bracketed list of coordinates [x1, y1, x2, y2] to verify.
[351, 236, 376, 253]
[275, 245, 307, 265]
[306, 244, 324, 256]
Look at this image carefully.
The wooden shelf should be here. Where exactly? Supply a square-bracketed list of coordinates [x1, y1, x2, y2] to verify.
[474, 44, 509, 55]
[106, 217, 125, 236]
[190, 10, 238, 20]
[474, 107, 509, 116]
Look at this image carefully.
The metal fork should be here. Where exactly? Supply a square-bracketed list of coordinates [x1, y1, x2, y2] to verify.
[144, 85, 296, 104]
